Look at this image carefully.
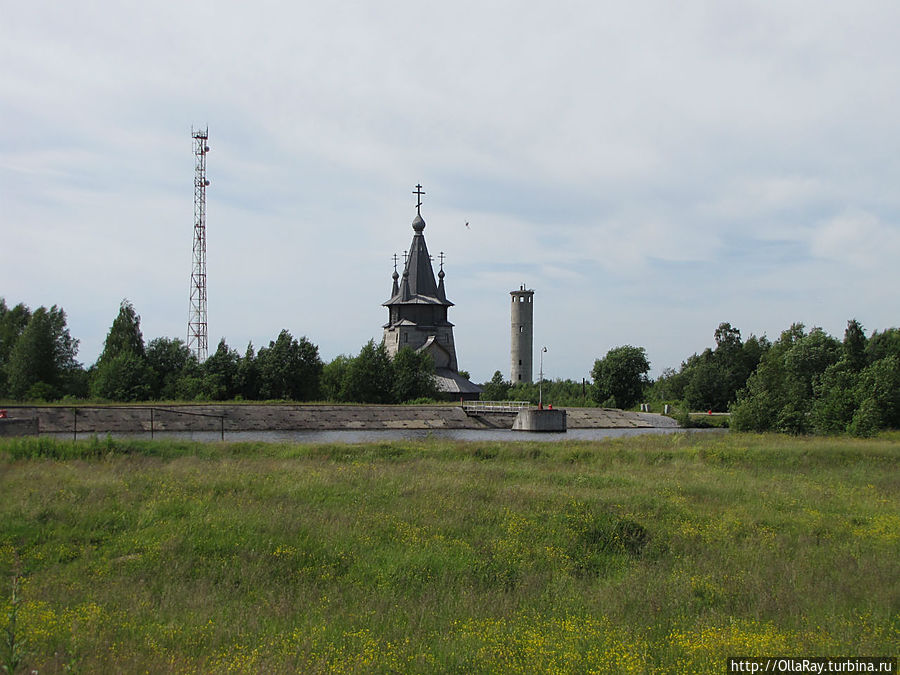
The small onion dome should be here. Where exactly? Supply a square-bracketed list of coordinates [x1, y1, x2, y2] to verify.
[438, 268, 445, 280]
[392, 269, 399, 281]
[412, 214, 426, 232]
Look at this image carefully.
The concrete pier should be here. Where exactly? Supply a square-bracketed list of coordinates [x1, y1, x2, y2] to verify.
[511, 408, 567, 432]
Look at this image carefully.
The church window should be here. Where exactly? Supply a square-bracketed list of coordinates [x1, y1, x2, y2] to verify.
[519, 326, 524, 333]
[518, 374, 522, 380]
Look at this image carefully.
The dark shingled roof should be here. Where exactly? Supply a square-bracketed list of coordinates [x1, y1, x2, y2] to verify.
[384, 214, 453, 307]
[434, 368, 484, 395]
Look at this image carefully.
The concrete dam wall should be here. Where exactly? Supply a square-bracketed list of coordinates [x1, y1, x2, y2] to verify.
[2, 405, 678, 435]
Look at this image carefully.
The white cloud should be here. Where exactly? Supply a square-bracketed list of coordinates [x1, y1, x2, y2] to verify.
[3, 1, 900, 381]
[811, 209, 900, 269]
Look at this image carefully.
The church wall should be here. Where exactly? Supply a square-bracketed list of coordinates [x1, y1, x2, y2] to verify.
[383, 323, 458, 371]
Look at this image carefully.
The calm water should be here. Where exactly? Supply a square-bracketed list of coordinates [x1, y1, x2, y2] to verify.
[47, 427, 724, 444]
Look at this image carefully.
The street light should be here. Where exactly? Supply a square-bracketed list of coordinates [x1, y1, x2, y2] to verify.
[539, 346, 548, 409]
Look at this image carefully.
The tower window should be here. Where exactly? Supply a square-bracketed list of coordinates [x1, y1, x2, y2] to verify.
[518, 374, 522, 380]
[519, 326, 524, 333]
[518, 359, 522, 365]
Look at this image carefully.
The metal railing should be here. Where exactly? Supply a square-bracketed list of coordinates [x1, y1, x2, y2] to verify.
[462, 400, 530, 415]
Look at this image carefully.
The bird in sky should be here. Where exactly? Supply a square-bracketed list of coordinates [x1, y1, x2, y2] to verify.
[465, 221, 470, 229]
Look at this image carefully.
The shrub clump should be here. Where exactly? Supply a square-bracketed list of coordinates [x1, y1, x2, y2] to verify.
[564, 502, 649, 576]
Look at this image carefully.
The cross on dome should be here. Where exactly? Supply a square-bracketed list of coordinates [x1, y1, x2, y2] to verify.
[413, 183, 425, 215]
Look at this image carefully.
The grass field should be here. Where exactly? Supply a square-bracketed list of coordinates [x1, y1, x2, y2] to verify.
[1, 433, 897, 673]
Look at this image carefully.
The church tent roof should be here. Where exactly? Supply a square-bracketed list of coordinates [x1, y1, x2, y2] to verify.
[384, 213, 453, 307]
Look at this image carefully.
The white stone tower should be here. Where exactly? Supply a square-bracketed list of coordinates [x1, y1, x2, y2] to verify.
[510, 285, 534, 383]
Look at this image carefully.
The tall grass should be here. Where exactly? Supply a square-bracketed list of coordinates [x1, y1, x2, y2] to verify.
[1, 433, 897, 673]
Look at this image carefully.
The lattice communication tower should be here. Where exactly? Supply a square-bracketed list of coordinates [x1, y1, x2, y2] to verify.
[188, 127, 210, 362]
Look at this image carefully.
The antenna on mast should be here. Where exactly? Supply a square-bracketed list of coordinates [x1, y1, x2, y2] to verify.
[188, 127, 209, 362]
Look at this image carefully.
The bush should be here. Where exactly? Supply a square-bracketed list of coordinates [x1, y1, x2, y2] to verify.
[565, 503, 649, 576]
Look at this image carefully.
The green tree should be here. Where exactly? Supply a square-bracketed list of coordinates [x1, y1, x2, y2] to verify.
[713, 322, 759, 404]
[6, 305, 80, 400]
[810, 321, 876, 434]
[507, 381, 538, 404]
[203, 338, 241, 400]
[256, 330, 323, 401]
[850, 355, 900, 436]
[235, 342, 260, 400]
[866, 328, 900, 363]
[590, 345, 650, 409]
[741, 334, 770, 377]
[91, 352, 152, 401]
[647, 367, 684, 403]
[682, 357, 731, 412]
[481, 370, 511, 401]
[842, 319, 868, 372]
[145, 337, 198, 400]
[730, 325, 805, 433]
[811, 360, 859, 434]
[658, 323, 768, 412]
[99, 299, 145, 361]
[0, 299, 32, 396]
[1, 300, 25, 397]
[321, 355, 352, 402]
[714, 321, 741, 351]
[731, 324, 840, 434]
[341, 340, 394, 403]
[391, 347, 436, 402]
[91, 300, 151, 401]
[508, 378, 592, 407]
[782, 327, 841, 400]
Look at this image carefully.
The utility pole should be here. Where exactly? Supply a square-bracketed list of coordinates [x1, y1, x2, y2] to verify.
[539, 346, 548, 408]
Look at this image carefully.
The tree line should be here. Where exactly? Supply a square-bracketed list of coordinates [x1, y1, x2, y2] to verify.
[479, 320, 900, 437]
[728, 321, 900, 436]
[643, 319, 900, 436]
[3, 296, 898, 435]
[0, 298, 436, 404]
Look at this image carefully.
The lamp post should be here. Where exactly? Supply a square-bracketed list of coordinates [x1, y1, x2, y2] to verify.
[539, 346, 548, 409]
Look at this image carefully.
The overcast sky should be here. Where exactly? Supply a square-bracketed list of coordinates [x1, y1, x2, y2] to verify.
[3, 1, 899, 383]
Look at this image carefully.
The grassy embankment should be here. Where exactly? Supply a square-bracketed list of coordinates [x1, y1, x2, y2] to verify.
[1, 433, 897, 673]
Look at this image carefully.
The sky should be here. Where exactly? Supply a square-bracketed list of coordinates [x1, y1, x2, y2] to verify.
[2, 1, 899, 384]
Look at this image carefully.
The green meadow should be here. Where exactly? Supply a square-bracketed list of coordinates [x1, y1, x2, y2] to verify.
[1, 433, 897, 673]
